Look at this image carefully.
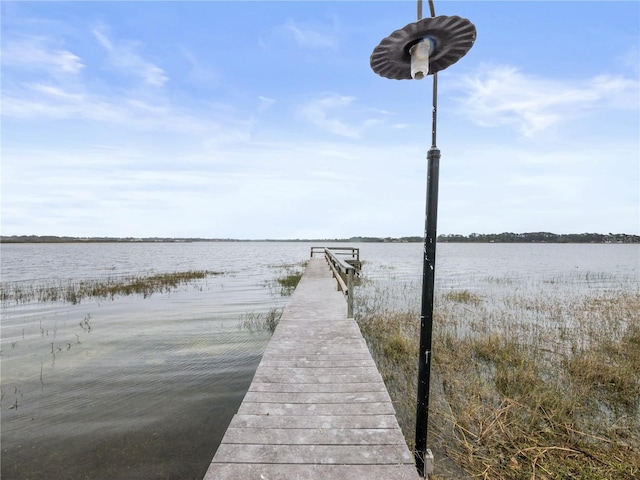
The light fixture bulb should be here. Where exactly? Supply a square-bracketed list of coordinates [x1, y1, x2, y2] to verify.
[409, 37, 433, 80]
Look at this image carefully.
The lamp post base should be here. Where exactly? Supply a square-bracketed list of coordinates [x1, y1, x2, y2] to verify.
[419, 449, 435, 478]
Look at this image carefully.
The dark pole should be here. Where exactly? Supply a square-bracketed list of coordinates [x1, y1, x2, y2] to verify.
[369, 2, 475, 476]
[414, 145, 440, 476]
[414, 2, 440, 470]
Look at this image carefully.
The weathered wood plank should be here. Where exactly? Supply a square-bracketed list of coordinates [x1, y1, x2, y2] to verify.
[248, 382, 387, 393]
[258, 358, 376, 368]
[263, 346, 371, 355]
[212, 444, 414, 464]
[260, 353, 374, 361]
[221, 427, 408, 445]
[241, 391, 391, 404]
[250, 372, 384, 384]
[228, 414, 403, 430]
[204, 463, 420, 480]
[237, 401, 396, 416]
[203, 257, 419, 480]
[254, 366, 381, 376]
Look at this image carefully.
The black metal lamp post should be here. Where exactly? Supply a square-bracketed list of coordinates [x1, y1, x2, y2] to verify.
[370, 3, 476, 478]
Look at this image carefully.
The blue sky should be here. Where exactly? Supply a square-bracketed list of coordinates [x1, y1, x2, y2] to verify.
[2, 1, 638, 239]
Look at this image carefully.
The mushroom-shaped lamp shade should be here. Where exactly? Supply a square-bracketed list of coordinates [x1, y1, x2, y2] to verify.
[371, 15, 476, 80]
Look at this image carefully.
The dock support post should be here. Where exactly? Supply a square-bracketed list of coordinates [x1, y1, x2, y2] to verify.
[347, 267, 354, 318]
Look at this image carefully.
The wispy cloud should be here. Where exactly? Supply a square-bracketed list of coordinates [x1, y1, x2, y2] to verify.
[180, 47, 218, 85]
[258, 95, 276, 111]
[617, 45, 640, 74]
[299, 93, 382, 138]
[1, 35, 84, 73]
[1, 81, 243, 141]
[92, 25, 167, 87]
[30, 83, 85, 102]
[457, 65, 640, 136]
[282, 19, 338, 50]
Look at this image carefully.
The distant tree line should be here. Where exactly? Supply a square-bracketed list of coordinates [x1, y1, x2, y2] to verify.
[1, 233, 638, 244]
[437, 232, 639, 243]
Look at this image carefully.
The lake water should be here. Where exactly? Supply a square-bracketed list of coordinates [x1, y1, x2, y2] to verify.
[1, 242, 638, 479]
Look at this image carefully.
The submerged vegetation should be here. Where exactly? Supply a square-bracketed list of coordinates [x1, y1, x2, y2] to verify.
[240, 262, 306, 333]
[356, 277, 640, 479]
[1, 270, 222, 305]
[277, 271, 303, 295]
[239, 307, 283, 334]
[269, 262, 306, 296]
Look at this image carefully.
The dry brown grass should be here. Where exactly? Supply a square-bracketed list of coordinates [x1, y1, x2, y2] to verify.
[356, 280, 640, 479]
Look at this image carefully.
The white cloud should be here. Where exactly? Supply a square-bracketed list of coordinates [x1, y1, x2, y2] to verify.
[1, 36, 83, 73]
[282, 19, 338, 50]
[1, 82, 234, 139]
[127, 99, 169, 115]
[299, 93, 384, 138]
[92, 26, 168, 87]
[457, 65, 640, 136]
[30, 83, 85, 102]
[300, 94, 359, 137]
[258, 96, 276, 111]
[1, 138, 426, 238]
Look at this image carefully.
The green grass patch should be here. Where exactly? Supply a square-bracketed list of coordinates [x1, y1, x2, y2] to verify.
[273, 262, 307, 296]
[277, 272, 303, 294]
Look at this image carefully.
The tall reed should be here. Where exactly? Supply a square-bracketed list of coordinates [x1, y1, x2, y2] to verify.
[355, 275, 640, 479]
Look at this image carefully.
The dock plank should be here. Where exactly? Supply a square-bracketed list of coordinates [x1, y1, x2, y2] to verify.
[205, 463, 420, 480]
[241, 391, 391, 404]
[229, 414, 404, 429]
[221, 427, 408, 445]
[248, 382, 387, 394]
[237, 401, 396, 416]
[212, 443, 413, 464]
[203, 257, 419, 480]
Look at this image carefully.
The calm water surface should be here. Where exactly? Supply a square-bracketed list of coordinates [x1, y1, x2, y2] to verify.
[1, 242, 638, 479]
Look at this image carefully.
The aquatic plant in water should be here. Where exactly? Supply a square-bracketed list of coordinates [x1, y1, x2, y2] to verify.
[1, 270, 223, 305]
[239, 308, 283, 334]
[355, 275, 640, 479]
[262, 261, 306, 296]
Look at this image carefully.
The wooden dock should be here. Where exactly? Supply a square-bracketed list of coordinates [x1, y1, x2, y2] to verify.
[204, 256, 419, 479]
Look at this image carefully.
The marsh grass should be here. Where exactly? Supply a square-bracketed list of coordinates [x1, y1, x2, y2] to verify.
[1, 270, 222, 305]
[277, 271, 303, 295]
[355, 279, 640, 479]
[269, 261, 306, 296]
[239, 307, 283, 333]
[239, 263, 307, 333]
[443, 289, 482, 306]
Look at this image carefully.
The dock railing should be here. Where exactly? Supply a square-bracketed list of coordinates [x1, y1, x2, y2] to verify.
[310, 247, 360, 317]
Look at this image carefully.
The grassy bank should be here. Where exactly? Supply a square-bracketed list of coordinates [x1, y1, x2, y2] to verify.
[355, 278, 640, 479]
[1, 270, 222, 305]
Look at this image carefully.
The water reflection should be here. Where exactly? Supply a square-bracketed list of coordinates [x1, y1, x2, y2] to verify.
[1, 242, 637, 479]
[1, 242, 314, 480]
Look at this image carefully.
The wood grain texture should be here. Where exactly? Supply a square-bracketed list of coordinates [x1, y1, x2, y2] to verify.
[203, 257, 419, 480]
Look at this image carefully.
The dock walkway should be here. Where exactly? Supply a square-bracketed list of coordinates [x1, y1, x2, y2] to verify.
[204, 257, 419, 479]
